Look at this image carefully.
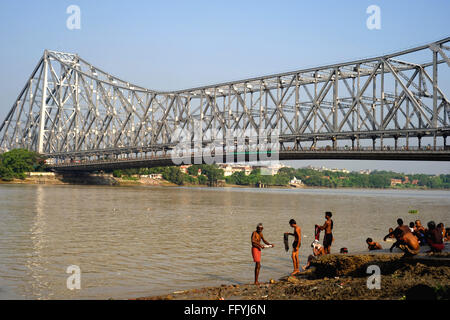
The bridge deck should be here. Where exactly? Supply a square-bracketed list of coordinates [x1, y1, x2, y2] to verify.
[50, 149, 450, 172]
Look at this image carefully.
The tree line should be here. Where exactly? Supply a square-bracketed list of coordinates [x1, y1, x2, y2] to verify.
[277, 167, 450, 189]
[0, 149, 47, 181]
[111, 165, 450, 189]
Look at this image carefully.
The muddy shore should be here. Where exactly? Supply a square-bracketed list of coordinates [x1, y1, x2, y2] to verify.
[134, 253, 450, 300]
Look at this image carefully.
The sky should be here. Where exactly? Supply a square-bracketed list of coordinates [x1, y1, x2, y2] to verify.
[0, 0, 449, 174]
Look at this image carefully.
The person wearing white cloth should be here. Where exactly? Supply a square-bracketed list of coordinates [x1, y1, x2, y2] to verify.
[302, 240, 325, 270]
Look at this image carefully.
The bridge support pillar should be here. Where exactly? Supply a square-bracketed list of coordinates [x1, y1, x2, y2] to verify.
[444, 135, 447, 149]
[418, 136, 422, 149]
[351, 138, 355, 151]
[433, 133, 437, 151]
[372, 137, 376, 151]
[394, 136, 398, 150]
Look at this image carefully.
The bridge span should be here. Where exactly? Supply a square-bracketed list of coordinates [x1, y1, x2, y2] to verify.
[50, 148, 450, 173]
[1, 38, 449, 170]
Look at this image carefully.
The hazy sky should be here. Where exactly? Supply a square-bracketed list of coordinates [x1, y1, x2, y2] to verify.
[0, 0, 449, 174]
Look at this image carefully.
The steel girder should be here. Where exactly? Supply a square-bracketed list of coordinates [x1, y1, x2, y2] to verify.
[0, 38, 449, 158]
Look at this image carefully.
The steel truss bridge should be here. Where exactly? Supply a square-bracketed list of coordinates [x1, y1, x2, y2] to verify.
[0, 38, 450, 172]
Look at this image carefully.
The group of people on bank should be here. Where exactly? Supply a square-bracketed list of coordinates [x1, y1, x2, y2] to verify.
[250, 211, 333, 284]
[366, 218, 448, 255]
[251, 213, 448, 285]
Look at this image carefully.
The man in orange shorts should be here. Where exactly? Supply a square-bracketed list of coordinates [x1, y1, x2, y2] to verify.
[251, 223, 274, 285]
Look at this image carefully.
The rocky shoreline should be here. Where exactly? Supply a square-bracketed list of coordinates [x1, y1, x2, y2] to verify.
[133, 253, 450, 300]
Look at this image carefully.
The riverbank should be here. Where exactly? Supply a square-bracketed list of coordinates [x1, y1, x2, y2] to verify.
[134, 252, 450, 300]
[2, 173, 449, 191]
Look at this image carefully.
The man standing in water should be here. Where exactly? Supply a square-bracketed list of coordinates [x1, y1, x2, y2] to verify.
[317, 211, 333, 254]
[251, 223, 274, 285]
[284, 219, 301, 275]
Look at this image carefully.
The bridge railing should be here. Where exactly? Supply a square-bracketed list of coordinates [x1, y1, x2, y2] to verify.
[49, 146, 450, 167]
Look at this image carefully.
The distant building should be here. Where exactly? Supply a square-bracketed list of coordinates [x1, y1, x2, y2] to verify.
[306, 165, 350, 174]
[218, 164, 252, 176]
[330, 168, 350, 174]
[390, 178, 403, 186]
[27, 172, 56, 177]
[289, 177, 303, 185]
[180, 165, 190, 174]
[254, 162, 286, 175]
[221, 164, 233, 177]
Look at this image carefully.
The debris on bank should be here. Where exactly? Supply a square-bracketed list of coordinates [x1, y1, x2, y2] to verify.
[134, 253, 450, 300]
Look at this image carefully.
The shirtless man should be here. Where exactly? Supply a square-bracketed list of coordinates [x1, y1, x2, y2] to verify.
[251, 223, 274, 285]
[317, 211, 333, 254]
[384, 218, 419, 255]
[414, 219, 427, 245]
[386, 228, 396, 240]
[398, 231, 420, 256]
[415, 220, 426, 233]
[284, 219, 301, 275]
[426, 221, 444, 252]
[366, 238, 382, 251]
[383, 218, 410, 252]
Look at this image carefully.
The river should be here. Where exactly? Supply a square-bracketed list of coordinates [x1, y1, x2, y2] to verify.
[0, 184, 448, 299]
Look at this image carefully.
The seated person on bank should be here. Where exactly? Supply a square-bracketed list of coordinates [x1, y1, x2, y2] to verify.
[302, 240, 325, 270]
[426, 221, 444, 253]
[398, 231, 421, 256]
[414, 220, 427, 245]
[366, 238, 382, 251]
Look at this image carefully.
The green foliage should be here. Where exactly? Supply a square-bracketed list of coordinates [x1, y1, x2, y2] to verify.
[222, 166, 450, 189]
[0, 149, 48, 181]
[104, 163, 450, 189]
[224, 168, 290, 186]
[121, 175, 139, 181]
[112, 170, 122, 178]
[198, 164, 224, 185]
[197, 174, 208, 185]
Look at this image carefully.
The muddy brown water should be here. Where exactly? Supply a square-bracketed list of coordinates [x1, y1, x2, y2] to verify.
[0, 184, 448, 299]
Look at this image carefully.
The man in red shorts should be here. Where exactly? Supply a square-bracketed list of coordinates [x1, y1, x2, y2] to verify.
[251, 223, 274, 285]
[426, 221, 445, 252]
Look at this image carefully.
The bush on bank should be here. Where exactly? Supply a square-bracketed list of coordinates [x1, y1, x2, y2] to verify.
[0, 149, 47, 181]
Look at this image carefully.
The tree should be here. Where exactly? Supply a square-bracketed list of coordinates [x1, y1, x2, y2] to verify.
[198, 164, 224, 185]
[0, 149, 47, 180]
[112, 170, 122, 178]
